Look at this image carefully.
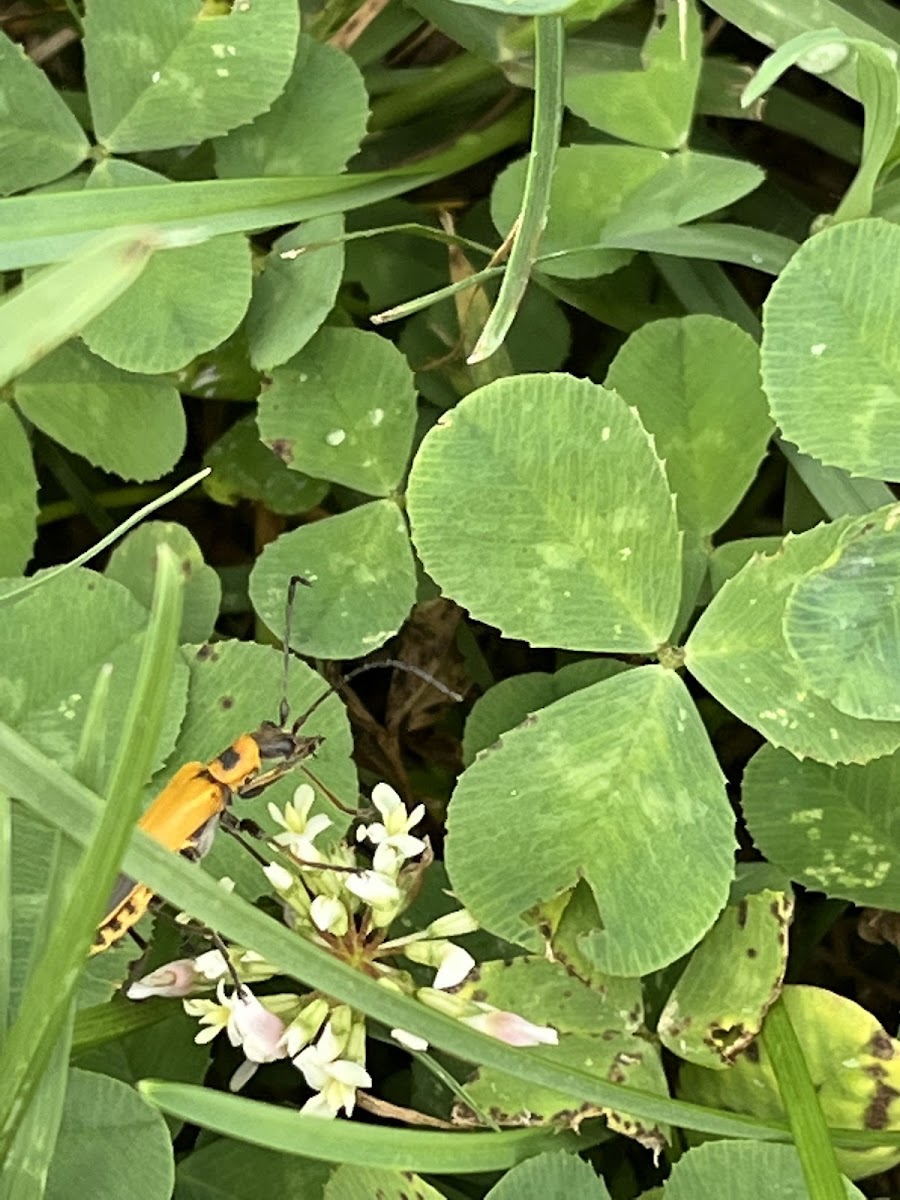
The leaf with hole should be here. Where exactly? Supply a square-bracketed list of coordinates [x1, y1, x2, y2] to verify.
[657, 886, 793, 1069]
[679, 986, 900, 1180]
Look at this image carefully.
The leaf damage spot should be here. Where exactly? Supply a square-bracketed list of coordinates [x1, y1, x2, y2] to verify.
[864, 1079, 900, 1130]
[869, 1030, 895, 1061]
[266, 438, 294, 464]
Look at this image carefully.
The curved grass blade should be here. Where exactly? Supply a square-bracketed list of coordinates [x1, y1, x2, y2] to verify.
[468, 16, 564, 365]
[0, 547, 183, 1161]
[140, 1082, 588, 1172]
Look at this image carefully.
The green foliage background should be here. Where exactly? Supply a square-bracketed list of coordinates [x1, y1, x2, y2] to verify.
[2, 0, 900, 1198]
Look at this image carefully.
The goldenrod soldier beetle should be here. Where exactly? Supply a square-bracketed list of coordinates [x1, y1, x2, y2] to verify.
[91, 575, 461, 956]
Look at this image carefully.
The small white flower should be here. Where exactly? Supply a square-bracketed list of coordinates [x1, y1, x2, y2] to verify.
[183, 980, 233, 1044]
[346, 869, 401, 906]
[268, 785, 332, 859]
[434, 944, 476, 990]
[372, 841, 403, 879]
[310, 895, 350, 936]
[403, 940, 475, 990]
[193, 949, 230, 981]
[357, 782, 426, 861]
[126, 958, 203, 1000]
[391, 1028, 429, 1052]
[263, 861, 295, 893]
[464, 1007, 559, 1047]
[294, 1022, 372, 1118]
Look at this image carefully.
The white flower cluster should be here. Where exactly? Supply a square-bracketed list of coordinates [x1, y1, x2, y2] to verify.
[127, 781, 557, 1116]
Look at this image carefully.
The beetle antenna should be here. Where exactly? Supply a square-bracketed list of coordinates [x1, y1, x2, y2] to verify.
[279, 575, 313, 726]
[291, 659, 463, 734]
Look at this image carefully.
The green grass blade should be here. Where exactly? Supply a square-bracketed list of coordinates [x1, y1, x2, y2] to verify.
[0, 228, 157, 387]
[140, 1083, 589, 1172]
[372, 265, 505, 325]
[650, 253, 761, 337]
[0, 468, 210, 606]
[0, 1010, 73, 1200]
[469, 16, 564, 364]
[71, 998, 171, 1056]
[0, 795, 9, 1034]
[0, 547, 183, 1160]
[777, 441, 894, 518]
[761, 999, 847, 1200]
[595, 223, 797, 275]
[0, 108, 530, 270]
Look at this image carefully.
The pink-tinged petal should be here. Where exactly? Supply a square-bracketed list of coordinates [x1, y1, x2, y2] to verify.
[126, 959, 199, 1000]
[228, 991, 288, 1062]
[464, 1009, 559, 1047]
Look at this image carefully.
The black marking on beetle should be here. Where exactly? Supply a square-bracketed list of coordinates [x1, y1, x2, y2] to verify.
[196, 644, 218, 661]
[743, 1039, 760, 1063]
[746, 947, 758, 958]
[221, 695, 234, 710]
[181, 558, 193, 577]
[218, 745, 241, 771]
[737, 899, 749, 928]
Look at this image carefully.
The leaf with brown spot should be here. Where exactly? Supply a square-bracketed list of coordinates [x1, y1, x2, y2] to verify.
[679, 985, 900, 1180]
